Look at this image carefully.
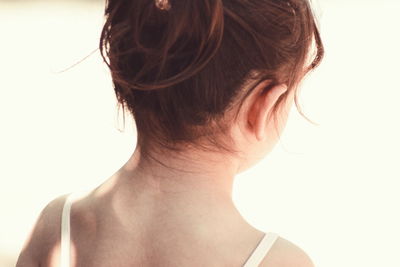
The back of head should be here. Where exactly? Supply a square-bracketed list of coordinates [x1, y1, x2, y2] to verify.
[99, 0, 324, 156]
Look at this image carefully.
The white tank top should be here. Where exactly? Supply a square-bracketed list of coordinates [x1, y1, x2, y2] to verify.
[60, 193, 279, 267]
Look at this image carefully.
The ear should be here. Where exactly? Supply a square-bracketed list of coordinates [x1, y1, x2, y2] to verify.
[247, 82, 288, 141]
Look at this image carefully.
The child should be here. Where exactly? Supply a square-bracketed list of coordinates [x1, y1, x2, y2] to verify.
[17, 0, 324, 266]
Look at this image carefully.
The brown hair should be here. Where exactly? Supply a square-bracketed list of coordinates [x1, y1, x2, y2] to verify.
[99, 0, 324, 156]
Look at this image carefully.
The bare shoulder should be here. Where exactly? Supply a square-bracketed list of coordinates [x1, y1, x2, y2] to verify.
[16, 194, 70, 267]
[260, 236, 315, 267]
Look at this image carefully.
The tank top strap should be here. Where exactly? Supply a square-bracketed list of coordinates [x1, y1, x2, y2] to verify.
[242, 232, 279, 267]
[60, 193, 74, 267]
[60, 191, 88, 267]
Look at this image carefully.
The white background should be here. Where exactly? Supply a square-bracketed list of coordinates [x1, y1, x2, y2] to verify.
[1, 1, 399, 266]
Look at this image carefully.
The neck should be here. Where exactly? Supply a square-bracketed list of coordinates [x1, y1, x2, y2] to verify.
[124, 145, 238, 195]
[94, 145, 255, 237]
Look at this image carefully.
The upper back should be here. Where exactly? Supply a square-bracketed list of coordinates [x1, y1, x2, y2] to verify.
[16, 192, 314, 267]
